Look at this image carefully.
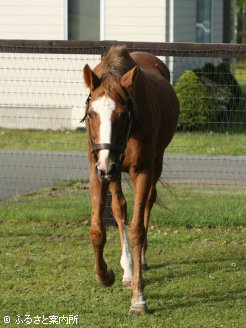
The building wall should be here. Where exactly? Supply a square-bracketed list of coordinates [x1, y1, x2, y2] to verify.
[0, 0, 224, 44]
[173, 0, 223, 43]
[173, 0, 196, 42]
[104, 0, 167, 42]
[0, 0, 65, 40]
[0, 0, 225, 130]
[171, 0, 223, 83]
[0, 53, 100, 130]
[212, 0, 223, 43]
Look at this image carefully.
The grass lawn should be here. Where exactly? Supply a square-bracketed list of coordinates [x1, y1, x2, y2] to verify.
[1, 129, 246, 156]
[0, 182, 245, 327]
[236, 60, 246, 95]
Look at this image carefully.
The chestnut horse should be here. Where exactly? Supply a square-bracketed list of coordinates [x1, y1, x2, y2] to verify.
[82, 46, 179, 314]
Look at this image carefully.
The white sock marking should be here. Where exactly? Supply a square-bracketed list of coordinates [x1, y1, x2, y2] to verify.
[92, 95, 115, 172]
[120, 223, 133, 282]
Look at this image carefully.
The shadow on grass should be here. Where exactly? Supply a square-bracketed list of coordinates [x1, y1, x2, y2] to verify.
[149, 288, 246, 313]
[144, 256, 245, 285]
[148, 255, 245, 269]
[143, 254, 246, 314]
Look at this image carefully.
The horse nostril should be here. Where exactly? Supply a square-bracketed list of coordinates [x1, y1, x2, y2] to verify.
[108, 163, 117, 175]
[95, 164, 104, 177]
[95, 162, 120, 182]
[95, 162, 120, 181]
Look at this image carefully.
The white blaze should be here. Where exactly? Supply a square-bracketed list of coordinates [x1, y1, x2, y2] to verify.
[92, 95, 115, 172]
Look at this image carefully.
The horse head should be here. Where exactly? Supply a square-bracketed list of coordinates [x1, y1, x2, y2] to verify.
[83, 64, 138, 183]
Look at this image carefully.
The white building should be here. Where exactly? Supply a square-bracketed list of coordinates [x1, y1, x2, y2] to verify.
[0, 0, 226, 130]
[0, 0, 225, 43]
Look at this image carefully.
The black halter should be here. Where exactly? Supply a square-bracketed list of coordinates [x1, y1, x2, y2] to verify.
[81, 92, 133, 163]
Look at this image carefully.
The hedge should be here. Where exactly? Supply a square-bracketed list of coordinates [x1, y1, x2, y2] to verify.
[194, 63, 242, 122]
[174, 71, 215, 130]
[174, 63, 242, 130]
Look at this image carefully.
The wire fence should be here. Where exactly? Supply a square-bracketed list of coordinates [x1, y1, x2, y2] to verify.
[0, 40, 245, 225]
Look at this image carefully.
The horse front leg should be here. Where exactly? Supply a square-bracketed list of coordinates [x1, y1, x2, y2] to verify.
[129, 169, 152, 315]
[90, 168, 115, 287]
[109, 181, 133, 288]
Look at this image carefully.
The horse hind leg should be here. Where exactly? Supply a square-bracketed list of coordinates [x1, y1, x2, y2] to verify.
[120, 222, 133, 288]
[109, 181, 133, 288]
[142, 154, 163, 270]
[141, 185, 157, 271]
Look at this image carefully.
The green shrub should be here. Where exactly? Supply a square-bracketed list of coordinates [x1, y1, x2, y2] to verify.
[201, 77, 232, 124]
[194, 62, 242, 122]
[174, 71, 214, 130]
[175, 63, 242, 131]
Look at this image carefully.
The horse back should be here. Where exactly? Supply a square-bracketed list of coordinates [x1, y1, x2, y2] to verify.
[130, 52, 170, 82]
[129, 51, 179, 153]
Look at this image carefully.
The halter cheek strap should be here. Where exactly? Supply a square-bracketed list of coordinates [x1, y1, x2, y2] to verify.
[80, 94, 91, 123]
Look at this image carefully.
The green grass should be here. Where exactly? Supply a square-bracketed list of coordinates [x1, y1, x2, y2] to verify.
[236, 60, 246, 95]
[0, 182, 245, 327]
[236, 60, 246, 80]
[1, 129, 246, 156]
[0, 181, 245, 228]
[0, 129, 87, 152]
[168, 131, 246, 156]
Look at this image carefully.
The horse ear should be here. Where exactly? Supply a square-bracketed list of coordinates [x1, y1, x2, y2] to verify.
[83, 64, 101, 91]
[120, 66, 138, 90]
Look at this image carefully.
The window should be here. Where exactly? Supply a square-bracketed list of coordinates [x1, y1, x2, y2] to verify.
[196, 0, 212, 42]
[68, 0, 100, 40]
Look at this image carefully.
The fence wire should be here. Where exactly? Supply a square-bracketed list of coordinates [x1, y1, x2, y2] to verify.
[0, 41, 245, 224]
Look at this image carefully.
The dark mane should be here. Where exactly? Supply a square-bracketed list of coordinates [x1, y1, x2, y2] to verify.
[100, 46, 136, 102]
[103, 45, 135, 77]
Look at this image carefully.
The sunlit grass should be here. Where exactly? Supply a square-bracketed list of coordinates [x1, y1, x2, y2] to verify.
[236, 59, 246, 95]
[0, 182, 245, 327]
[1, 129, 246, 156]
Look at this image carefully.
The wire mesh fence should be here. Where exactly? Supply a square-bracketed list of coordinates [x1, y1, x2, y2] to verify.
[0, 40, 245, 225]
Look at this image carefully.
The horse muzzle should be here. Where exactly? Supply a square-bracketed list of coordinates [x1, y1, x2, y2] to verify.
[95, 161, 121, 183]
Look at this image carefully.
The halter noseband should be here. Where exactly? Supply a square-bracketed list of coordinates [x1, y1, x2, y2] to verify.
[81, 93, 133, 163]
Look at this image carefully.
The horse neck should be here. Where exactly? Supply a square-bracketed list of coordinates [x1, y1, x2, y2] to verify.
[128, 69, 147, 115]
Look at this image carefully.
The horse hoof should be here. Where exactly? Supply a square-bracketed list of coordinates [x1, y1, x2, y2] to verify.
[96, 268, 115, 287]
[122, 280, 132, 289]
[129, 303, 149, 315]
[142, 263, 149, 271]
